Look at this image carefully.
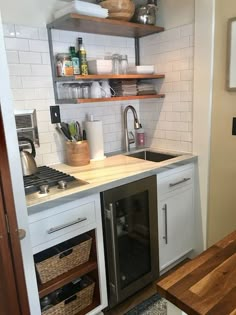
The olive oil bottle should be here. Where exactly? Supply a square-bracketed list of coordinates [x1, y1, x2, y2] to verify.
[77, 37, 88, 75]
[69, 46, 80, 75]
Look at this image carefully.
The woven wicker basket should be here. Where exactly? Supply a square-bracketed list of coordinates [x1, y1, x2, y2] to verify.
[42, 281, 95, 315]
[35, 235, 92, 284]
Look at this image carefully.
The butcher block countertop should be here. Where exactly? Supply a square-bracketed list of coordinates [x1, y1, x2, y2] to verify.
[27, 149, 196, 212]
[156, 230, 236, 315]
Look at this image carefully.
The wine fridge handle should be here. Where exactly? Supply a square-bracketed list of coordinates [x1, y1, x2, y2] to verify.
[108, 203, 119, 301]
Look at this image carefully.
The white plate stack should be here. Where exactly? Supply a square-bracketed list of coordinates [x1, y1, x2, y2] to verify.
[54, 1, 109, 19]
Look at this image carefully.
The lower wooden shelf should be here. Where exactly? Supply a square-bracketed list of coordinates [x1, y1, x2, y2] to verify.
[38, 259, 98, 298]
[57, 94, 165, 104]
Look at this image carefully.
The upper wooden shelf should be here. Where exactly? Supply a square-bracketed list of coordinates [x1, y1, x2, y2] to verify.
[47, 14, 164, 38]
[55, 74, 165, 81]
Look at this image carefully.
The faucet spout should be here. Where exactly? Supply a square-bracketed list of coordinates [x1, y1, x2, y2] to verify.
[124, 105, 141, 152]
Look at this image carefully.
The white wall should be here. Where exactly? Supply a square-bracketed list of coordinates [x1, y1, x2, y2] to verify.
[193, 0, 215, 250]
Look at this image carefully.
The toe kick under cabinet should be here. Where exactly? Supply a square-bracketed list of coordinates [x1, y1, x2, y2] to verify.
[28, 193, 107, 315]
[157, 163, 195, 273]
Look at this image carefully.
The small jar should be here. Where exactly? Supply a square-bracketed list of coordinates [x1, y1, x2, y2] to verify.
[120, 55, 128, 74]
[56, 54, 73, 76]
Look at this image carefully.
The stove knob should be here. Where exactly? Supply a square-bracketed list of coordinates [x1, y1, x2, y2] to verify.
[58, 180, 67, 189]
[39, 184, 49, 194]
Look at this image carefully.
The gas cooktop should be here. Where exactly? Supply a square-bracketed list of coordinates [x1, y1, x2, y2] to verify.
[23, 166, 88, 198]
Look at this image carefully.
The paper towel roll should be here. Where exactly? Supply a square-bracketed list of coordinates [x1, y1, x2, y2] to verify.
[85, 120, 106, 161]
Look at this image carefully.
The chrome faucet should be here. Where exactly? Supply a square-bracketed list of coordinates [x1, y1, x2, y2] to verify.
[124, 105, 141, 152]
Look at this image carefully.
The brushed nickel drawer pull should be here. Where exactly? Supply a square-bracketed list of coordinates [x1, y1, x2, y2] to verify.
[169, 177, 191, 187]
[47, 217, 87, 234]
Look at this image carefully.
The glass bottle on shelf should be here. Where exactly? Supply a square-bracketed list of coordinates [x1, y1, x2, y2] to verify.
[77, 37, 88, 75]
[69, 46, 80, 75]
[120, 55, 128, 74]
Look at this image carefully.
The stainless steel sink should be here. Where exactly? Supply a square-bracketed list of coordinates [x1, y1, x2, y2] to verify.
[126, 150, 178, 162]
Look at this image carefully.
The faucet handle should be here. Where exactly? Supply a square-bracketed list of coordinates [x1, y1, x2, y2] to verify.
[128, 131, 135, 144]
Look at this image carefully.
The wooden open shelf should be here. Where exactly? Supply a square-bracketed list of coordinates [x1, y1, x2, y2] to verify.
[38, 259, 98, 298]
[47, 13, 164, 38]
[57, 94, 165, 104]
[55, 74, 165, 81]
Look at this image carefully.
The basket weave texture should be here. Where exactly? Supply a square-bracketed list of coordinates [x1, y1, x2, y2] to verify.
[36, 236, 92, 284]
[42, 282, 95, 315]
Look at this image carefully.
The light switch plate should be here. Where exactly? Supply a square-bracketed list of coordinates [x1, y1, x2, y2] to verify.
[232, 117, 236, 135]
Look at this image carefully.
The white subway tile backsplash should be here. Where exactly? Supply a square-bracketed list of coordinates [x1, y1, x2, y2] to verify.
[5, 22, 194, 162]
[41, 52, 50, 65]
[180, 91, 193, 102]
[29, 40, 49, 52]
[5, 37, 29, 51]
[181, 24, 194, 37]
[38, 28, 48, 41]
[8, 64, 31, 76]
[21, 76, 53, 88]
[172, 59, 189, 71]
[31, 64, 51, 76]
[15, 25, 39, 39]
[3, 23, 16, 37]
[9, 76, 22, 89]
[6, 51, 19, 64]
[140, 23, 194, 152]
[19, 51, 41, 64]
[180, 70, 193, 81]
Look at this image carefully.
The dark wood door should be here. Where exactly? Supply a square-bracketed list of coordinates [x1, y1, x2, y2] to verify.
[0, 106, 30, 315]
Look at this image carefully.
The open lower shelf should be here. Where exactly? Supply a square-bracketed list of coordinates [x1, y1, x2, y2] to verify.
[47, 13, 164, 38]
[57, 94, 165, 104]
[55, 74, 165, 81]
[38, 259, 98, 298]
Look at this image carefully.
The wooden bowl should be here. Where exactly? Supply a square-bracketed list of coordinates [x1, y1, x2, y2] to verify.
[100, 0, 135, 21]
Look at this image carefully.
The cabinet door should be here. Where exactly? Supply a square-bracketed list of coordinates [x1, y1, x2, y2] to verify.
[158, 186, 194, 271]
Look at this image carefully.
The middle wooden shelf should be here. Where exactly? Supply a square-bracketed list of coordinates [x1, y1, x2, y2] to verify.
[54, 73, 165, 81]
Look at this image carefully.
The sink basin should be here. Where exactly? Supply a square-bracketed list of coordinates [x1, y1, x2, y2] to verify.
[126, 150, 178, 162]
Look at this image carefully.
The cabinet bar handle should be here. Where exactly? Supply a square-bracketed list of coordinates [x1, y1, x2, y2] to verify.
[169, 177, 191, 187]
[162, 204, 168, 244]
[47, 217, 87, 234]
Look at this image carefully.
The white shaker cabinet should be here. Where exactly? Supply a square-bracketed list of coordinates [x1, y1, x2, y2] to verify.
[157, 163, 195, 272]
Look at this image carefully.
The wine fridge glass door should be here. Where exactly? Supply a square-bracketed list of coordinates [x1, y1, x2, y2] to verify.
[102, 176, 159, 308]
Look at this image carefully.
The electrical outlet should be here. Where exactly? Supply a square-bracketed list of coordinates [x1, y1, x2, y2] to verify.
[50, 106, 61, 124]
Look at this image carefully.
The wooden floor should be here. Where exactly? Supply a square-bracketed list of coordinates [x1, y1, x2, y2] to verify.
[104, 259, 191, 315]
[104, 282, 157, 315]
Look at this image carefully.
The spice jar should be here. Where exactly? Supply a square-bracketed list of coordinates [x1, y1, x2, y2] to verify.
[56, 54, 73, 76]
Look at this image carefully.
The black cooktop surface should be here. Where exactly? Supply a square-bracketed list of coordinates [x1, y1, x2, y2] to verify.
[23, 166, 77, 195]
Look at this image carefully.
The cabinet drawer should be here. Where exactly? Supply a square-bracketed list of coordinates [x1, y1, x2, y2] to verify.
[29, 201, 96, 249]
[158, 165, 193, 196]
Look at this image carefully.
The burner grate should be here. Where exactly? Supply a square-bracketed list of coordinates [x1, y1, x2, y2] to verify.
[23, 166, 76, 195]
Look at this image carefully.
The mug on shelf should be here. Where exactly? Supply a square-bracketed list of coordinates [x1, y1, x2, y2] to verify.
[101, 80, 116, 98]
[90, 81, 105, 98]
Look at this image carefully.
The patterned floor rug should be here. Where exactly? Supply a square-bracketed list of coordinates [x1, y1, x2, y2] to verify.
[125, 293, 167, 315]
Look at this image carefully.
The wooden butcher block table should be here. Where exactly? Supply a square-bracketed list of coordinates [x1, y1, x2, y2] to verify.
[156, 230, 236, 315]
